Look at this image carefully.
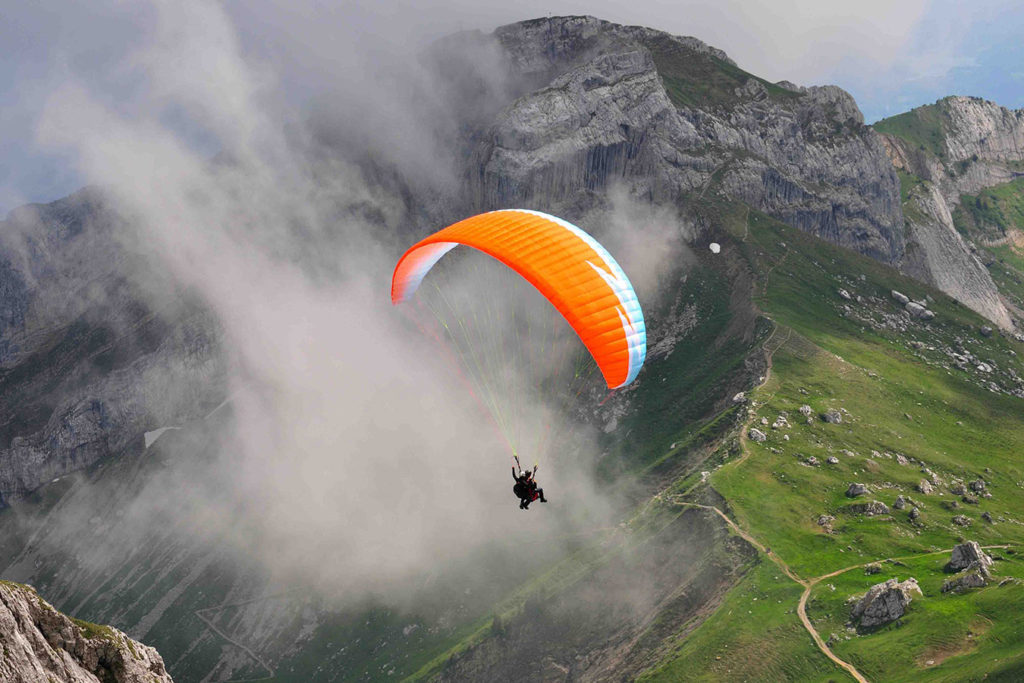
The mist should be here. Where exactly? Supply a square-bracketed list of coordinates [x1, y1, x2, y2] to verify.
[22, 0, 641, 603]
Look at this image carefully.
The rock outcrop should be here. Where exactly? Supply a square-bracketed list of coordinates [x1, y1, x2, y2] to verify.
[942, 564, 991, 593]
[846, 500, 890, 516]
[0, 581, 172, 682]
[850, 577, 921, 628]
[952, 514, 972, 527]
[467, 16, 903, 263]
[946, 541, 993, 572]
[846, 482, 869, 497]
[823, 409, 843, 424]
[878, 96, 1023, 328]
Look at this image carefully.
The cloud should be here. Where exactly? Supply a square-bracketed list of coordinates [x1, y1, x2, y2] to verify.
[33, 0, 620, 595]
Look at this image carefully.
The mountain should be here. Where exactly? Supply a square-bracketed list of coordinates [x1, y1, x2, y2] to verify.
[467, 16, 903, 263]
[0, 580, 172, 682]
[456, 17, 1014, 334]
[875, 95, 1024, 329]
[0, 188, 225, 500]
[1, 14, 1024, 682]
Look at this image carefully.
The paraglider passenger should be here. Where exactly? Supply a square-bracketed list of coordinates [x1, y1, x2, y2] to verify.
[513, 465, 547, 510]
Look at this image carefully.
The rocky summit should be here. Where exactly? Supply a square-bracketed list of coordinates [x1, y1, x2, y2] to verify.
[453, 17, 1024, 331]
[468, 17, 903, 265]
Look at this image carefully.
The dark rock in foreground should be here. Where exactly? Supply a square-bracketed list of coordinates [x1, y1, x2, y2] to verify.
[0, 580, 172, 682]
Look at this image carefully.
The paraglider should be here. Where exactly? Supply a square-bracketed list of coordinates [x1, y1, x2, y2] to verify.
[512, 456, 547, 510]
[391, 209, 647, 507]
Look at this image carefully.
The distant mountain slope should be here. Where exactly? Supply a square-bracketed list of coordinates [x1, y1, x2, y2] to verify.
[875, 96, 1024, 329]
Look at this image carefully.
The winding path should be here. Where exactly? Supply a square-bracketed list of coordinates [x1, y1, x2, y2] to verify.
[672, 294, 864, 683]
[675, 495, 1013, 683]
[673, 500, 867, 682]
[194, 601, 277, 681]
[704, 312, 868, 682]
[672, 308, 1014, 683]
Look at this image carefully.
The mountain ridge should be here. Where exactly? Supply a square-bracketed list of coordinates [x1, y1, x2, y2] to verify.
[454, 16, 1021, 334]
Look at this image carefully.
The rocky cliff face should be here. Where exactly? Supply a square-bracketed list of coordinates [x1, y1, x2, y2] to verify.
[882, 96, 1024, 205]
[0, 581, 172, 683]
[0, 188, 226, 500]
[464, 16, 903, 264]
[897, 180, 1014, 328]
[451, 17, 1024, 328]
[877, 96, 1024, 329]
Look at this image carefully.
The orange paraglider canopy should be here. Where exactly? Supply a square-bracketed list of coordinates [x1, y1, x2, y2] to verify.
[391, 210, 645, 388]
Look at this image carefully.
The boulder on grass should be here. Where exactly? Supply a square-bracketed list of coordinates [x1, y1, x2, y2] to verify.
[850, 578, 921, 628]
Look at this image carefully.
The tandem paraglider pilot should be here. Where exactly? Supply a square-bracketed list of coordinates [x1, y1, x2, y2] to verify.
[512, 458, 547, 510]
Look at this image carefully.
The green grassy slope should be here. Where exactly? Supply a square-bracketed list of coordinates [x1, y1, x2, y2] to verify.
[806, 552, 1024, 682]
[873, 103, 951, 160]
[649, 208, 1024, 681]
[639, 560, 839, 682]
[641, 34, 801, 112]
[605, 260, 769, 475]
[953, 178, 1024, 239]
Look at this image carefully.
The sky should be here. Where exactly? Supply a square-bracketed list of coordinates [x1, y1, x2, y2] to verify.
[2, 0, 1023, 214]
